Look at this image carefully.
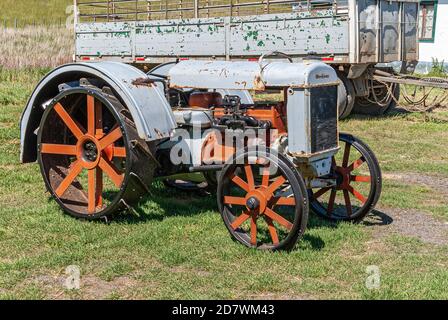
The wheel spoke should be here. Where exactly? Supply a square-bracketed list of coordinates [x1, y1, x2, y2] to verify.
[261, 166, 270, 187]
[273, 197, 296, 206]
[96, 168, 103, 209]
[230, 210, 251, 230]
[342, 142, 351, 167]
[113, 147, 126, 158]
[54, 103, 84, 139]
[230, 173, 249, 192]
[223, 196, 246, 206]
[343, 190, 352, 217]
[88, 169, 96, 214]
[250, 215, 257, 246]
[264, 216, 279, 245]
[99, 126, 122, 150]
[327, 189, 337, 214]
[95, 98, 103, 138]
[350, 175, 371, 183]
[244, 164, 255, 191]
[264, 207, 293, 231]
[313, 187, 331, 199]
[41, 144, 77, 155]
[265, 176, 286, 198]
[348, 157, 365, 172]
[55, 161, 83, 197]
[331, 156, 337, 168]
[347, 185, 367, 204]
[98, 157, 124, 188]
[87, 95, 95, 136]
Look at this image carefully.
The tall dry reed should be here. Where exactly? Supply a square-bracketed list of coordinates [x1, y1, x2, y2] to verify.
[0, 26, 73, 69]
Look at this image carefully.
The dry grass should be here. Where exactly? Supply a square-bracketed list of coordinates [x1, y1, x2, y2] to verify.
[0, 26, 73, 69]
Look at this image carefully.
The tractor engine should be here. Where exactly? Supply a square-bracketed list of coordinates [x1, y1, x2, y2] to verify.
[165, 59, 340, 178]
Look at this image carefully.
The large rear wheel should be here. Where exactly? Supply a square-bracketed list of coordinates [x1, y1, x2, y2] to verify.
[38, 86, 155, 219]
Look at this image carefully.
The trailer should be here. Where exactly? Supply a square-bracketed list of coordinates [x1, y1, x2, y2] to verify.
[73, 0, 420, 117]
[19, 1, 387, 251]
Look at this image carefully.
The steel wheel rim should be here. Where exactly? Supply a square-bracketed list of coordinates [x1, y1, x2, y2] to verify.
[218, 151, 305, 250]
[38, 88, 130, 217]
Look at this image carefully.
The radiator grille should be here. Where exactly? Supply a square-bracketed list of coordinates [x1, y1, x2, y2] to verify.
[309, 86, 338, 153]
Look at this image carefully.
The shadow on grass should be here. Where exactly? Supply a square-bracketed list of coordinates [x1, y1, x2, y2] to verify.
[300, 234, 325, 250]
[112, 183, 394, 229]
[49, 183, 394, 234]
[56, 181, 393, 252]
[362, 209, 394, 226]
[343, 107, 411, 121]
[111, 182, 217, 224]
[347, 107, 448, 123]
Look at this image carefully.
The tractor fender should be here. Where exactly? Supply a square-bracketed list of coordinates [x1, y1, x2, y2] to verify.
[20, 61, 176, 163]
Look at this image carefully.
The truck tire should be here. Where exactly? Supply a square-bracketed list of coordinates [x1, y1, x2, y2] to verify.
[337, 72, 356, 119]
[354, 82, 400, 116]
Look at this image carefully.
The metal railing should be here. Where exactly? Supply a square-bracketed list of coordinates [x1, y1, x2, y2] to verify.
[75, 0, 348, 22]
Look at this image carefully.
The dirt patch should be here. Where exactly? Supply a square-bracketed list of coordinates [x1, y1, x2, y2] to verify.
[247, 292, 315, 300]
[31, 274, 138, 300]
[365, 207, 448, 246]
[0, 123, 13, 129]
[169, 266, 211, 277]
[383, 172, 448, 195]
[0, 164, 17, 170]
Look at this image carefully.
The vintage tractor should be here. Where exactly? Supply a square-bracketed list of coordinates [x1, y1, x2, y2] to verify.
[20, 57, 381, 250]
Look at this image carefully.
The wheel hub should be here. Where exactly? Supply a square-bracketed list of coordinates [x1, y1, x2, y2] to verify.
[335, 166, 350, 190]
[83, 140, 99, 162]
[246, 196, 260, 210]
[76, 135, 102, 170]
[245, 189, 268, 214]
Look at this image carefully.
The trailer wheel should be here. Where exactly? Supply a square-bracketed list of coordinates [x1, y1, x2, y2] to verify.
[218, 149, 308, 251]
[337, 72, 356, 119]
[354, 82, 399, 116]
[38, 87, 155, 219]
[308, 133, 381, 222]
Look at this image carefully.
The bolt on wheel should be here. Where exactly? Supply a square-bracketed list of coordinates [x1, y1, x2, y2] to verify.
[218, 149, 308, 251]
[38, 87, 154, 219]
[309, 133, 382, 222]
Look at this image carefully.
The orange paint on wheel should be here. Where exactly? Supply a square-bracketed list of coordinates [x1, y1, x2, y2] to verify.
[41, 144, 77, 155]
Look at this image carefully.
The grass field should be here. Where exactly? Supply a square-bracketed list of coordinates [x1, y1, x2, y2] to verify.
[0, 69, 447, 300]
[0, 0, 71, 26]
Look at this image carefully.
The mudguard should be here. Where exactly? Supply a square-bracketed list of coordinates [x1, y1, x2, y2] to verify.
[20, 61, 176, 163]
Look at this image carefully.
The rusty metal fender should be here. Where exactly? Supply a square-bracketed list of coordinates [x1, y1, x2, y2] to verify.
[20, 61, 176, 163]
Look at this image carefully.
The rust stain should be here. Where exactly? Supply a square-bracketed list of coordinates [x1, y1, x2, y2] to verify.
[253, 75, 265, 90]
[153, 128, 165, 139]
[235, 81, 248, 88]
[132, 78, 157, 87]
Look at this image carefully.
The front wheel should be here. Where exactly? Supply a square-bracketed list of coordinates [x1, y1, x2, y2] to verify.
[308, 133, 382, 222]
[218, 149, 308, 251]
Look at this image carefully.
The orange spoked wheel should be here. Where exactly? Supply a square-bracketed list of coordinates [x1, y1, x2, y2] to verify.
[218, 149, 308, 251]
[38, 87, 154, 219]
[309, 133, 382, 222]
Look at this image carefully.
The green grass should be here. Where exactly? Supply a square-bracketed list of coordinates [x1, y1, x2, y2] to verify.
[0, 0, 72, 26]
[0, 69, 447, 300]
